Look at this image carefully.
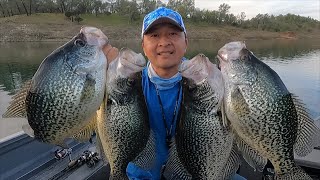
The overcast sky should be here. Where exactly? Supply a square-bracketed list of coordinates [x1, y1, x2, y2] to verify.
[162, 0, 320, 20]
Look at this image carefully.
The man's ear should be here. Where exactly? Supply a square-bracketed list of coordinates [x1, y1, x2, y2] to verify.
[185, 35, 188, 50]
[141, 40, 145, 54]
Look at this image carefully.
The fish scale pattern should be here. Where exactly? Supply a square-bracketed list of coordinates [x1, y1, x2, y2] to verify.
[219, 42, 313, 179]
[176, 79, 234, 179]
[103, 75, 150, 180]
[24, 33, 106, 147]
[227, 57, 298, 175]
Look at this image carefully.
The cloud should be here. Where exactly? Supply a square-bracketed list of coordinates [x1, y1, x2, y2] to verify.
[194, 0, 320, 20]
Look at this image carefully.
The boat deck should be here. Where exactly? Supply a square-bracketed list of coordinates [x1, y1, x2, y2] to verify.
[0, 133, 319, 180]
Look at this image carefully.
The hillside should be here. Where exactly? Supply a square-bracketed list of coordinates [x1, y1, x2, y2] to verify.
[0, 13, 319, 42]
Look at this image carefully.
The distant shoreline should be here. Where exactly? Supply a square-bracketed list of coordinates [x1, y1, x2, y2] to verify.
[0, 13, 319, 43]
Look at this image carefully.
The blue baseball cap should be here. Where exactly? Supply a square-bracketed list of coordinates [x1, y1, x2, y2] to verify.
[141, 7, 186, 38]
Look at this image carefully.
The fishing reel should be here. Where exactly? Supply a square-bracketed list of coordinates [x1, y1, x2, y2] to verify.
[82, 150, 100, 168]
[67, 150, 100, 169]
[54, 148, 72, 160]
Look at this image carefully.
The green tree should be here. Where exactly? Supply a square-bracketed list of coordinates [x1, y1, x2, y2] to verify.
[167, 0, 195, 18]
[218, 3, 230, 24]
[236, 12, 246, 25]
[155, 0, 164, 8]
[74, 14, 83, 24]
[0, 1, 6, 17]
[93, 0, 102, 16]
[140, 0, 156, 14]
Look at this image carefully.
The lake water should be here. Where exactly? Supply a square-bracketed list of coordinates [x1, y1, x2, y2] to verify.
[0, 39, 319, 140]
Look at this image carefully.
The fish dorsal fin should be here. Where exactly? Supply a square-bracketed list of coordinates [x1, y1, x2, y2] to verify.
[292, 94, 320, 157]
[235, 135, 267, 172]
[132, 130, 157, 169]
[220, 143, 241, 179]
[2, 80, 32, 118]
[163, 139, 192, 180]
[22, 123, 35, 137]
[72, 113, 97, 142]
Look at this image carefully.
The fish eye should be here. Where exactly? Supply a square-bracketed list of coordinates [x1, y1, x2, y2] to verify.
[240, 49, 250, 61]
[74, 39, 86, 47]
[241, 55, 248, 61]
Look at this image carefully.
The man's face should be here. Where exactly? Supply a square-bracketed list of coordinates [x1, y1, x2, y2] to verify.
[142, 23, 188, 77]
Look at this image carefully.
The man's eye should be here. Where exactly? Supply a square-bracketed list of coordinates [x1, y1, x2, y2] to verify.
[169, 32, 177, 36]
[150, 34, 158, 37]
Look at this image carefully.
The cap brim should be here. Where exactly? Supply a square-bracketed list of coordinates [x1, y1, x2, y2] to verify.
[144, 17, 184, 34]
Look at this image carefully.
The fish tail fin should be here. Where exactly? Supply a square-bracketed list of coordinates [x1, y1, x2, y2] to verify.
[292, 95, 320, 156]
[220, 143, 241, 179]
[2, 80, 32, 118]
[163, 139, 192, 180]
[275, 166, 312, 180]
[235, 135, 267, 172]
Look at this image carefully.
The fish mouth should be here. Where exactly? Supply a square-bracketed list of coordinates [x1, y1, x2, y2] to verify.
[79, 26, 109, 47]
[216, 57, 221, 70]
[122, 58, 145, 68]
[216, 53, 226, 70]
[119, 48, 146, 68]
[217, 53, 227, 62]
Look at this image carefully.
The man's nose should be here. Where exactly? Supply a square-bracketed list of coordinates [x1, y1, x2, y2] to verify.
[158, 36, 171, 46]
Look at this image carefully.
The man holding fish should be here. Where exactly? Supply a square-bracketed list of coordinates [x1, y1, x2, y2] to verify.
[4, 5, 319, 180]
[103, 7, 247, 180]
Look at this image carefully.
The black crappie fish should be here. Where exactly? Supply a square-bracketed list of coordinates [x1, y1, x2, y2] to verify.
[217, 41, 320, 180]
[2, 27, 108, 147]
[164, 54, 240, 180]
[96, 48, 155, 180]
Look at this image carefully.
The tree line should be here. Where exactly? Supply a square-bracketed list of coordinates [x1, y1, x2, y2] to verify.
[0, 0, 319, 32]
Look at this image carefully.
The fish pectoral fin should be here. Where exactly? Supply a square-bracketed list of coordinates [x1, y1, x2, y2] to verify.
[292, 94, 320, 156]
[72, 113, 97, 142]
[22, 123, 35, 137]
[219, 143, 241, 179]
[73, 62, 97, 76]
[2, 79, 32, 118]
[230, 86, 250, 115]
[220, 101, 230, 128]
[79, 74, 97, 102]
[235, 135, 267, 172]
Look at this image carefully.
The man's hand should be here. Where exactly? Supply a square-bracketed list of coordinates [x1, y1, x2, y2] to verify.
[103, 44, 119, 64]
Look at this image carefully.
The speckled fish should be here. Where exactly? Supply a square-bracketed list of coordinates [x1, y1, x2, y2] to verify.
[96, 48, 155, 180]
[164, 54, 240, 180]
[2, 26, 108, 147]
[217, 41, 320, 180]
